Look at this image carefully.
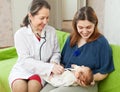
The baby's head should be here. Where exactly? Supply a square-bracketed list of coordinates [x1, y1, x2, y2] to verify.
[74, 65, 93, 85]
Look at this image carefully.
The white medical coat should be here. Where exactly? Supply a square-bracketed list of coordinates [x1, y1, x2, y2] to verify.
[8, 25, 61, 86]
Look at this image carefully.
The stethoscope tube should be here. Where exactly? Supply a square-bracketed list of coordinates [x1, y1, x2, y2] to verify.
[39, 31, 46, 60]
[29, 23, 47, 60]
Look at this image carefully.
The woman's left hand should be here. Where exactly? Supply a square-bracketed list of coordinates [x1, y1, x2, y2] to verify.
[74, 71, 88, 87]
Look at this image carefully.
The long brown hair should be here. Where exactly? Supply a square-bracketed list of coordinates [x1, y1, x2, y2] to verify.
[20, 0, 51, 27]
[70, 6, 101, 47]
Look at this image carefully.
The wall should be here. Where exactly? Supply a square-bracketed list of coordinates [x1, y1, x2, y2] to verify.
[88, 0, 105, 34]
[0, 0, 32, 47]
[104, 0, 120, 45]
[88, 0, 120, 45]
[46, 0, 86, 31]
[61, 0, 87, 32]
[11, 0, 32, 33]
[62, 0, 77, 20]
[45, 0, 62, 29]
[0, 0, 13, 47]
[1, 0, 120, 47]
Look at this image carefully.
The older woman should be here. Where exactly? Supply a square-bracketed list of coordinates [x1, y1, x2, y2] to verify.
[8, 0, 64, 92]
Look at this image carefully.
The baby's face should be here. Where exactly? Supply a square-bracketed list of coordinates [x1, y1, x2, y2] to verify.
[75, 65, 90, 78]
[75, 65, 92, 85]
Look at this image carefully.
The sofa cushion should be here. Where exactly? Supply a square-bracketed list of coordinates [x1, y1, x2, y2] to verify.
[98, 44, 120, 92]
[56, 30, 69, 51]
[0, 47, 17, 61]
[0, 57, 17, 92]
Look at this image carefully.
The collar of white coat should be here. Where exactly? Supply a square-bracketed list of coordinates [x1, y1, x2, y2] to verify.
[27, 24, 47, 38]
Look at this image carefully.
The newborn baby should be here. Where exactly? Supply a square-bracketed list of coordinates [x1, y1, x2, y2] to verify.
[43, 65, 93, 87]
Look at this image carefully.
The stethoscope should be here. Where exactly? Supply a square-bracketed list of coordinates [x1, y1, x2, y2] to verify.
[29, 24, 46, 60]
[38, 31, 46, 60]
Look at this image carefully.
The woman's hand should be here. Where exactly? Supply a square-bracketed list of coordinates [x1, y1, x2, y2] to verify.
[52, 63, 64, 75]
[74, 70, 88, 87]
[93, 73, 108, 81]
[71, 64, 87, 87]
[72, 65, 93, 87]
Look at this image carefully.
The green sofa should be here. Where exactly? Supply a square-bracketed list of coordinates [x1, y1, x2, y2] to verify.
[0, 30, 120, 92]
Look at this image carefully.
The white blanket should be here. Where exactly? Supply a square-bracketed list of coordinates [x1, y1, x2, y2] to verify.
[42, 70, 77, 87]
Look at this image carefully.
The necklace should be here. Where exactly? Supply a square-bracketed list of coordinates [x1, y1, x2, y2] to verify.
[30, 24, 41, 41]
[34, 32, 41, 41]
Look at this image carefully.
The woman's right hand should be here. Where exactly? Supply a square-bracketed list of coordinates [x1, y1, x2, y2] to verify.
[72, 64, 88, 87]
[52, 63, 64, 75]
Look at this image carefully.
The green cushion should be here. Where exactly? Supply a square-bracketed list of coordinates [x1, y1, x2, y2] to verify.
[98, 44, 120, 92]
[0, 58, 17, 92]
[0, 47, 17, 92]
[56, 30, 69, 51]
[0, 47, 17, 61]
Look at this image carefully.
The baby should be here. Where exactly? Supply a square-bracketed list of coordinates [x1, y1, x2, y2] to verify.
[73, 65, 93, 86]
[42, 65, 93, 87]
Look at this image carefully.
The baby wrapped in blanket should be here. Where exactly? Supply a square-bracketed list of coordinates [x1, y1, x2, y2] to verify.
[42, 65, 93, 87]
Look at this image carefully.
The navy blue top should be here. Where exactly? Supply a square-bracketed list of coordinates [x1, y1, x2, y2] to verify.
[61, 35, 114, 74]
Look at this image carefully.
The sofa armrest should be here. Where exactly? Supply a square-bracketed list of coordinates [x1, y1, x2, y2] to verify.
[0, 47, 17, 61]
[98, 44, 120, 92]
